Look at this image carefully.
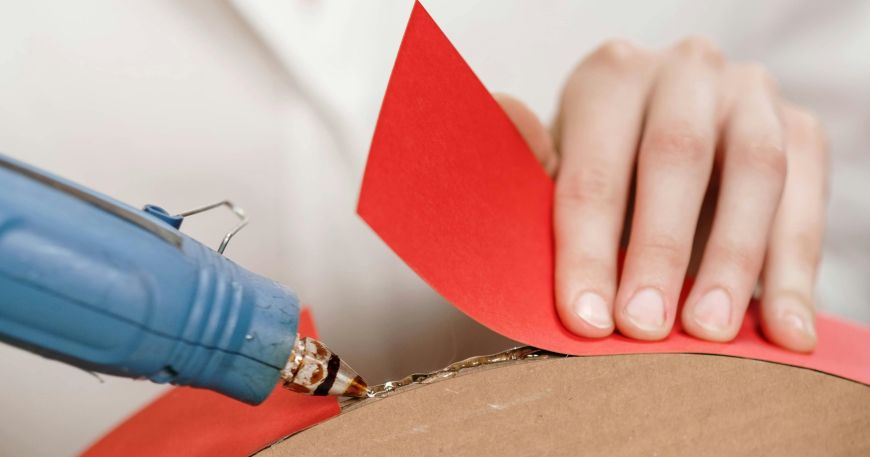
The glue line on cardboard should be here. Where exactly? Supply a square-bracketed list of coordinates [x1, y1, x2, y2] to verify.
[358, 1, 870, 384]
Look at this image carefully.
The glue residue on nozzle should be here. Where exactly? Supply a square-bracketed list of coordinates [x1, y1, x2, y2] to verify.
[281, 335, 370, 398]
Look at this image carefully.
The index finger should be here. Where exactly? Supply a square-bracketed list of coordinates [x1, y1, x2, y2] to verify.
[554, 41, 655, 337]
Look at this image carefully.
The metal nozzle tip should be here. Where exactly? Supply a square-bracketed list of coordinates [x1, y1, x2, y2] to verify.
[340, 375, 370, 398]
[281, 335, 370, 398]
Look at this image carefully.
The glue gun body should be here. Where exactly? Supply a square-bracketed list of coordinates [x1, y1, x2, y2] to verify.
[0, 153, 300, 404]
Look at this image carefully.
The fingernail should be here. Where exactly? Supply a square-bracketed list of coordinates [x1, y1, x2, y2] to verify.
[778, 298, 816, 340]
[572, 292, 611, 329]
[692, 288, 732, 332]
[625, 287, 666, 331]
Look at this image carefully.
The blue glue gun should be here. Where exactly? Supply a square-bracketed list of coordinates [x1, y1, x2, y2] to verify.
[0, 153, 300, 405]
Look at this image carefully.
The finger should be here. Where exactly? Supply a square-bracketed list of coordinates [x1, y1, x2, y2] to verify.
[681, 63, 787, 342]
[493, 93, 559, 175]
[553, 40, 656, 338]
[615, 37, 723, 340]
[760, 104, 828, 352]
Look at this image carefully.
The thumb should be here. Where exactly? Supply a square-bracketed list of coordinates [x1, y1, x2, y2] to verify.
[493, 93, 558, 176]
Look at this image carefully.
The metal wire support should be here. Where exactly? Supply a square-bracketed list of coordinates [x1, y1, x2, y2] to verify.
[177, 200, 249, 255]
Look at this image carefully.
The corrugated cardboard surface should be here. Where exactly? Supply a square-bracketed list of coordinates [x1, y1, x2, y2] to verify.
[259, 353, 870, 456]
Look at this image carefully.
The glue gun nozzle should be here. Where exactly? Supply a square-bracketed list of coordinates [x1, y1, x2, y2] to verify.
[341, 373, 370, 398]
[281, 335, 370, 398]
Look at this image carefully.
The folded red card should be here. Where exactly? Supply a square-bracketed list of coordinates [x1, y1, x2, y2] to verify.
[359, 1, 870, 384]
[80, 309, 339, 457]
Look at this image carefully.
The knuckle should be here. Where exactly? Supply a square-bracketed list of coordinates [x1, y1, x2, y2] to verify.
[784, 104, 826, 149]
[559, 253, 615, 282]
[584, 39, 647, 71]
[556, 168, 618, 207]
[736, 62, 779, 93]
[793, 108, 822, 134]
[673, 35, 724, 65]
[792, 231, 823, 273]
[641, 127, 713, 166]
[709, 240, 762, 274]
[736, 141, 788, 182]
[634, 234, 689, 270]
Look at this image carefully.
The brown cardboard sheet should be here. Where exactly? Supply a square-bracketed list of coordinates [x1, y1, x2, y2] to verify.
[258, 353, 870, 457]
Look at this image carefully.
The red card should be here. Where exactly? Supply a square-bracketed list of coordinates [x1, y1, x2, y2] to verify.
[80, 309, 339, 457]
[359, 1, 870, 384]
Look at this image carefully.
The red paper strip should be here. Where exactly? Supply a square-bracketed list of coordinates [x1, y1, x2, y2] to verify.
[80, 309, 339, 457]
[359, 1, 870, 384]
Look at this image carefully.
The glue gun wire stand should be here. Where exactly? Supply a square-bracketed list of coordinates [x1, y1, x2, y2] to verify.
[0, 153, 367, 403]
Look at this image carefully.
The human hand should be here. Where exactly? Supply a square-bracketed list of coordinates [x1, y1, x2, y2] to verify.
[495, 37, 828, 352]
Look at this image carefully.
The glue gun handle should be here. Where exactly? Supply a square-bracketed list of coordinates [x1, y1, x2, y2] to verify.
[0, 154, 300, 404]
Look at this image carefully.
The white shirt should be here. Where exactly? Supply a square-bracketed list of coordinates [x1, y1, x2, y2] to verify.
[0, 1, 867, 455]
